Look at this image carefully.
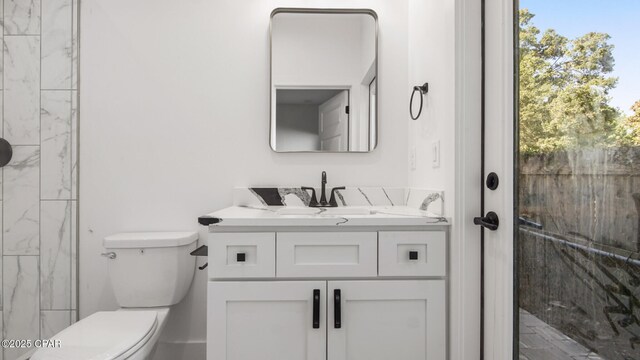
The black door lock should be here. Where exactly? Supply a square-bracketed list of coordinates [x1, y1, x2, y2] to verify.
[486, 172, 499, 190]
[473, 211, 500, 231]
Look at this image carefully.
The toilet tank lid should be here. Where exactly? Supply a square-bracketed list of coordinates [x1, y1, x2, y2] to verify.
[104, 232, 198, 249]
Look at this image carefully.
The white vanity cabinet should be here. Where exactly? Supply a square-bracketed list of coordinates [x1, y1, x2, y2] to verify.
[209, 281, 327, 360]
[206, 229, 449, 360]
[327, 280, 446, 360]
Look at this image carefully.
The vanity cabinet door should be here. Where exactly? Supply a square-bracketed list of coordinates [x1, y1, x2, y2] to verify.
[327, 280, 446, 360]
[208, 281, 326, 360]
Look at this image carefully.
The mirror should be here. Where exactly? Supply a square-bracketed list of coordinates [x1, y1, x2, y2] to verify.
[270, 9, 378, 152]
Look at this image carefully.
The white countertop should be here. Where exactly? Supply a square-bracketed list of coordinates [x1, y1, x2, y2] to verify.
[202, 206, 450, 228]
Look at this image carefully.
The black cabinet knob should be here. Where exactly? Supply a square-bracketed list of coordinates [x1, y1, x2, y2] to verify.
[409, 251, 419, 260]
[236, 253, 246, 262]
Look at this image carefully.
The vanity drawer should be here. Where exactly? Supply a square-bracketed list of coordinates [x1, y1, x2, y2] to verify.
[378, 231, 446, 277]
[276, 232, 377, 278]
[209, 232, 276, 278]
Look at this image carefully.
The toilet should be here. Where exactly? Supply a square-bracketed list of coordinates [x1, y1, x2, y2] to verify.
[31, 232, 198, 360]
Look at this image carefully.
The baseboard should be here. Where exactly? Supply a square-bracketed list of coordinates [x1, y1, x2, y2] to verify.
[152, 340, 206, 360]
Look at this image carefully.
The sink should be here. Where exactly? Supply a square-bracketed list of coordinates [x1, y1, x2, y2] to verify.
[276, 208, 322, 215]
[275, 207, 372, 216]
[320, 208, 372, 216]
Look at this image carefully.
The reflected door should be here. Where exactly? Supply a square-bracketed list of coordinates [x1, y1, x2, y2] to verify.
[319, 90, 349, 151]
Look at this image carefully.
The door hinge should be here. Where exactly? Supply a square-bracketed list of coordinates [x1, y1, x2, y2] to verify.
[345, 106, 350, 114]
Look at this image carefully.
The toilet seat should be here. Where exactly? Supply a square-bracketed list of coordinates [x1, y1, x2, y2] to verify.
[31, 311, 158, 360]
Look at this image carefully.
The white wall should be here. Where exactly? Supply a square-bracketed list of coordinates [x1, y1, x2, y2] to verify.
[407, 0, 483, 359]
[80, 0, 408, 352]
[407, 0, 456, 215]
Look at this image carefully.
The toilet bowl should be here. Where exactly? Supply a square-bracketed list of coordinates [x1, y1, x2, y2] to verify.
[31, 232, 198, 360]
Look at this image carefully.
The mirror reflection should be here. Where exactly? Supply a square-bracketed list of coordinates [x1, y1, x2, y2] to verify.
[270, 10, 378, 152]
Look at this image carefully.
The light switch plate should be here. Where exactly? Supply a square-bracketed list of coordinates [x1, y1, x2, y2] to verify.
[432, 141, 440, 168]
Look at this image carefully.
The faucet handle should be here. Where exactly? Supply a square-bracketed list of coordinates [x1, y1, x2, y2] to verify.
[329, 187, 346, 207]
[101, 252, 117, 260]
[301, 187, 319, 207]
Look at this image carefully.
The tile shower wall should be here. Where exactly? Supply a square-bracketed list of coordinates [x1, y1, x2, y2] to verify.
[1, 0, 78, 359]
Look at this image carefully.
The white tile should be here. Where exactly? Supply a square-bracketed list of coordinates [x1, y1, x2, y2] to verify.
[41, 91, 72, 199]
[0, 91, 3, 198]
[71, 91, 77, 199]
[0, 314, 3, 360]
[41, 0, 72, 89]
[3, 256, 39, 359]
[2, 0, 41, 35]
[3, 146, 39, 255]
[0, 10, 3, 91]
[40, 201, 72, 310]
[71, 0, 78, 90]
[0, 202, 2, 307]
[40, 310, 71, 339]
[4, 36, 40, 145]
[0, 89, 3, 136]
[70, 200, 77, 309]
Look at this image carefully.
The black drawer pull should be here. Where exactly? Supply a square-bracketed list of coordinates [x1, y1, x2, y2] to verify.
[236, 252, 246, 262]
[334, 289, 342, 329]
[409, 250, 419, 260]
[313, 289, 320, 329]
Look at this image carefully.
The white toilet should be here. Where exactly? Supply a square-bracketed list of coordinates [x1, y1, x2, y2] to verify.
[31, 232, 198, 360]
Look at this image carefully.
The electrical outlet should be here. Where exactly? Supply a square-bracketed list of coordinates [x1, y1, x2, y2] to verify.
[410, 146, 417, 171]
[432, 141, 440, 168]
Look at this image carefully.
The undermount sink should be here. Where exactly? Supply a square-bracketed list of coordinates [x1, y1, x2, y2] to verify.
[276, 207, 373, 216]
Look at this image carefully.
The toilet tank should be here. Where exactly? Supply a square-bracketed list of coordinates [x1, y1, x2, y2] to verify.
[103, 232, 198, 308]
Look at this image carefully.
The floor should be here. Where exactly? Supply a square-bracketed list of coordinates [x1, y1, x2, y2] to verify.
[519, 309, 604, 360]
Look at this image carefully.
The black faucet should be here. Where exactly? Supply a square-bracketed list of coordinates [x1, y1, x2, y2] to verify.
[302, 171, 345, 207]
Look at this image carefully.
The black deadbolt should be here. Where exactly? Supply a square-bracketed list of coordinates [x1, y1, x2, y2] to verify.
[0, 138, 13, 168]
[236, 253, 246, 262]
[486, 172, 499, 190]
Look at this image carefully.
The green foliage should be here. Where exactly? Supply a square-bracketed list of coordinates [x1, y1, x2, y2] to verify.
[518, 9, 634, 154]
[617, 100, 640, 145]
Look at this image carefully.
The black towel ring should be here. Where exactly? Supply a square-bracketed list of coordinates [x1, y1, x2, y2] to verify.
[410, 83, 429, 120]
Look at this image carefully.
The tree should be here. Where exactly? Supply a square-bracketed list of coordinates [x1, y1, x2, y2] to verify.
[631, 101, 640, 125]
[618, 100, 640, 145]
[519, 9, 622, 154]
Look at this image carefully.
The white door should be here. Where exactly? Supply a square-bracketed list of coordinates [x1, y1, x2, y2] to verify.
[319, 90, 349, 151]
[481, 0, 515, 358]
[208, 281, 327, 360]
[327, 280, 446, 360]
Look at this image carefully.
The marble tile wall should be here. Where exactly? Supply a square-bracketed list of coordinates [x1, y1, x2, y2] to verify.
[1, 0, 78, 358]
